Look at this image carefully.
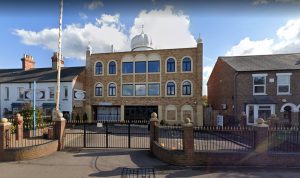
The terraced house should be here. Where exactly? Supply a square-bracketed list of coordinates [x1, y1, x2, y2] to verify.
[208, 53, 300, 126]
[85, 30, 203, 125]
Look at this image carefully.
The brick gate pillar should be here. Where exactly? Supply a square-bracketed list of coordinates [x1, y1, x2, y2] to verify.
[15, 113, 24, 141]
[54, 112, 66, 151]
[0, 118, 12, 150]
[150, 112, 159, 152]
[183, 118, 194, 163]
[253, 118, 269, 154]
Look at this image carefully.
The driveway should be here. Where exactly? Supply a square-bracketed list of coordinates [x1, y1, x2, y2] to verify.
[1, 149, 300, 178]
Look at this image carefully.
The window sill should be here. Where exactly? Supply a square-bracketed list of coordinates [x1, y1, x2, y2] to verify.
[277, 93, 291, 96]
[253, 93, 267, 96]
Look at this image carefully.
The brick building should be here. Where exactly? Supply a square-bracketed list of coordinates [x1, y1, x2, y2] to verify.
[85, 31, 203, 125]
[208, 53, 300, 126]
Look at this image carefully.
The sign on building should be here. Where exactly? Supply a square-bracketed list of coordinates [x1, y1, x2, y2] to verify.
[74, 89, 86, 100]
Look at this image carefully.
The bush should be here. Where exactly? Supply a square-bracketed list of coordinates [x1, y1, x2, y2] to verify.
[18, 103, 44, 130]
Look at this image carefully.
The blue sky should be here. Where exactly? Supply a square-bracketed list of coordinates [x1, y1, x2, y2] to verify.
[1, 0, 300, 94]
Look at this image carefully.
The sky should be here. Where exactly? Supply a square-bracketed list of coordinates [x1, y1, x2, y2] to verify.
[1, 0, 300, 95]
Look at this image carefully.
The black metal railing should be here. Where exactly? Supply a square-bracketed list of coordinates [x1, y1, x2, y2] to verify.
[6, 122, 56, 149]
[268, 127, 300, 153]
[64, 120, 150, 149]
[157, 125, 183, 150]
[194, 126, 255, 152]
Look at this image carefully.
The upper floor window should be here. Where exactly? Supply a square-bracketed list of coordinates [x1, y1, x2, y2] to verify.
[182, 57, 191, 72]
[167, 58, 175, 72]
[135, 84, 146, 96]
[277, 73, 291, 95]
[5, 87, 9, 100]
[122, 84, 134, 96]
[167, 81, 176, 96]
[253, 74, 267, 95]
[18, 87, 24, 100]
[108, 83, 116, 96]
[49, 87, 55, 99]
[122, 62, 133, 74]
[95, 83, 103, 96]
[135, 61, 146, 73]
[182, 81, 191, 95]
[95, 62, 103, 75]
[63, 86, 68, 99]
[109, 61, 116, 74]
[148, 83, 160, 96]
[148, 61, 160, 73]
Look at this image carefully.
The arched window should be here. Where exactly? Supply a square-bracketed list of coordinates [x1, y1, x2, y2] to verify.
[95, 83, 103, 96]
[182, 57, 191, 72]
[95, 62, 102, 75]
[167, 82, 175, 96]
[167, 58, 175, 72]
[182, 81, 191, 95]
[108, 83, 116, 96]
[109, 61, 116, 74]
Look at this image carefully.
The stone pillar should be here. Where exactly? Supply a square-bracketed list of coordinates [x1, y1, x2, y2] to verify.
[158, 105, 162, 121]
[121, 105, 125, 121]
[150, 112, 159, 152]
[197, 104, 203, 126]
[15, 113, 24, 140]
[183, 118, 194, 161]
[253, 118, 269, 154]
[0, 118, 12, 150]
[54, 112, 66, 151]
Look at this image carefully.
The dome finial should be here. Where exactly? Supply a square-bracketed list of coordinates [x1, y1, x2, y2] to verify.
[197, 33, 203, 43]
[141, 24, 144, 34]
[87, 41, 92, 52]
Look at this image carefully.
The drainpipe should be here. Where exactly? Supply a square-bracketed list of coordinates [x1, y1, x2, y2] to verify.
[233, 72, 240, 123]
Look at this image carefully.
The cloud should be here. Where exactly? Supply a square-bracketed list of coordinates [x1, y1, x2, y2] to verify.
[226, 18, 300, 56]
[85, 0, 104, 10]
[13, 14, 129, 60]
[130, 6, 196, 49]
[253, 0, 300, 5]
[79, 12, 88, 20]
[203, 66, 213, 95]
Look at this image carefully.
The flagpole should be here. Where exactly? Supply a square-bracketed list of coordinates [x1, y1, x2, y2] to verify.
[55, 0, 63, 119]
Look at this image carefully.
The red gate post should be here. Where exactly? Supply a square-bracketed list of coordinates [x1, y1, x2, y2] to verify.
[183, 118, 194, 164]
[54, 112, 66, 151]
[253, 118, 269, 156]
[150, 112, 159, 152]
[0, 118, 12, 150]
[15, 113, 24, 141]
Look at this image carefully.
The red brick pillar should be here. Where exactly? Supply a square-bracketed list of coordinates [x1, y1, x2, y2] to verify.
[253, 118, 269, 154]
[54, 112, 66, 151]
[0, 118, 12, 150]
[15, 114, 24, 141]
[150, 112, 159, 152]
[183, 121, 194, 163]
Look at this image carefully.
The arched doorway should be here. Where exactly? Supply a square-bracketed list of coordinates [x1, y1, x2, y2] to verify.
[283, 106, 292, 127]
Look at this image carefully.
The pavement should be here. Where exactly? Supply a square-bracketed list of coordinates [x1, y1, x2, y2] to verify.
[1, 149, 300, 178]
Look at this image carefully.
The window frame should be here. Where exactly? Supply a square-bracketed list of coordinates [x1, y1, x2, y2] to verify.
[182, 57, 192, 72]
[182, 80, 192, 96]
[252, 74, 267, 95]
[276, 73, 292, 95]
[148, 60, 160, 73]
[108, 83, 117, 97]
[108, 60, 117, 75]
[94, 61, 103, 75]
[166, 57, 176, 73]
[122, 84, 134, 96]
[5, 87, 9, 100]
[49, 87, 55, 100]
[122, 62, 133, 74]
[18, 87, 25, 100]
[135, 84, 146, 96]
[166, 81, 176, 96]
[135, 61, 147, 73]
[148, 83, 160, 96]
[63, 86, 68, 100]
[95, 83, 103, 97]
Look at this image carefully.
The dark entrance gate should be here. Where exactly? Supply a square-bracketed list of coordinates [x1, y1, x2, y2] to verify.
[64, 120, 150, 149]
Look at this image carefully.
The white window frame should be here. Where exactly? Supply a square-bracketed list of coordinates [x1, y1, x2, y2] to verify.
[18, 87, 25, 100]
[49, 87, 55, 100]
[5, 87, 9, 100]
[246, 104, 275, 125]
[276, 73, 292, 95]
[252, 74, 267, 95]
[94, 61, 104, 76]
[63, 86, 68, 100]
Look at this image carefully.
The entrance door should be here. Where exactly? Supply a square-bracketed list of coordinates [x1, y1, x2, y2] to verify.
[96, 106, 121, 121]
[124, 106, 158, 120]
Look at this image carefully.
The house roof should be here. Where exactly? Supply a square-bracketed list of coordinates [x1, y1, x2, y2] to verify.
[220, 53, 300, 72]
[0, 67, 85, 83]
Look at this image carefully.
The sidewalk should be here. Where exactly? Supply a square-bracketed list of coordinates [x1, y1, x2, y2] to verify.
[1, 149, 300, 178]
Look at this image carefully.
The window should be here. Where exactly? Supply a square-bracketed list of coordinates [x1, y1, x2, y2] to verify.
[135, 84, 146, 96]
[122, 84, 133, 96]
[122, 62, 133, 74]
[49, 87, 54, 99]
[109, 61, 116, 74]
[246, 104, 275, 125]
[64, 86, 68, 99]
[277, 73, 291, 95]
[95, 83, 103, 96]
[148, 83, 160, 96]
[253, 74, 267, 95]
[135, 61, 146, 73]
[167, 82, 176, 96]
[18, 87, 24, 99]
[5, 87, 9, 100]
[108, 83, 116, 96]
[95, 62, 103, 75]
[182, 57, 191, 72]
[167, 58, 175, 72]
[182, 81, 191, 95]
[148, 61, 160, 73]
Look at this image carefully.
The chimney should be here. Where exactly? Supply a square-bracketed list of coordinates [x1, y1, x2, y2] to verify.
[51, 52, 64, 70]
[21, 54, 35, 71]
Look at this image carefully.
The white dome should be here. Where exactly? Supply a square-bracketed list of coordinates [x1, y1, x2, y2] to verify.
[131, 31, 153, 51]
